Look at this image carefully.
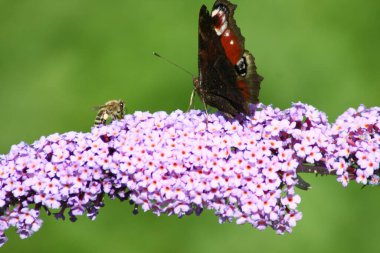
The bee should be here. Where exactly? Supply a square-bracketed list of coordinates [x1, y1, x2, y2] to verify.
[94, 99, 126, 126]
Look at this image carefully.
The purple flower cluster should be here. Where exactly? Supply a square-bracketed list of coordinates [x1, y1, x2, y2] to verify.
[326, 105, 380, 186]
[0, 103, 379, 247]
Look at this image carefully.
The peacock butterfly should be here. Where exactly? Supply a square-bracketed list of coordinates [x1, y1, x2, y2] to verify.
[193, 0, 263, 118]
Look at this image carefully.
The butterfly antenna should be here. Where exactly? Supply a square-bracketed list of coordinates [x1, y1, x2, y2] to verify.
[153, 52, 197, 113]
[153, 52, 194, 78]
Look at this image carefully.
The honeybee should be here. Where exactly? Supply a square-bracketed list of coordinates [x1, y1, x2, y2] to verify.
[94, 99, 125, 126]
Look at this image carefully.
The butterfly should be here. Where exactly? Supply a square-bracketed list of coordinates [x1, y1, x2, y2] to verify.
[192, 0, 263, 118]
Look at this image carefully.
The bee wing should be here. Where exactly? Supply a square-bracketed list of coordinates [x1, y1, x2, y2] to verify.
[93, 105, 105, 111]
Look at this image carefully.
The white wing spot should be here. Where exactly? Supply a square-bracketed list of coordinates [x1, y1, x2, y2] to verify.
[215, 22, 228, 36]
[211, 9, 219, 17]
[230, 40, 234, 45]
[212, 8, 227, 36]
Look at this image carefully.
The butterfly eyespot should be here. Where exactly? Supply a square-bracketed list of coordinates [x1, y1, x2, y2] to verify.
[235, 57, 247, 77]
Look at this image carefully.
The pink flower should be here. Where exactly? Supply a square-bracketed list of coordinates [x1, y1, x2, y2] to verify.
[281, 194, 301, 210]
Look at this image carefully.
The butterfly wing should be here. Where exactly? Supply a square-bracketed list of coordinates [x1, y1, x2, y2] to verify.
[195, 0, 263, 117]
[197, 4, 247, 117]
[213, 0, 263, 104]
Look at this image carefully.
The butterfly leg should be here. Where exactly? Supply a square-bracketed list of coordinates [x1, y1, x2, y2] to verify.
[186, 88, 196, 112]
[201, 99, 210, 128]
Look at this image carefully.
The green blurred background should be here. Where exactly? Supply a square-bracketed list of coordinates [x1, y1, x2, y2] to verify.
[1, 0, 379, 252]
